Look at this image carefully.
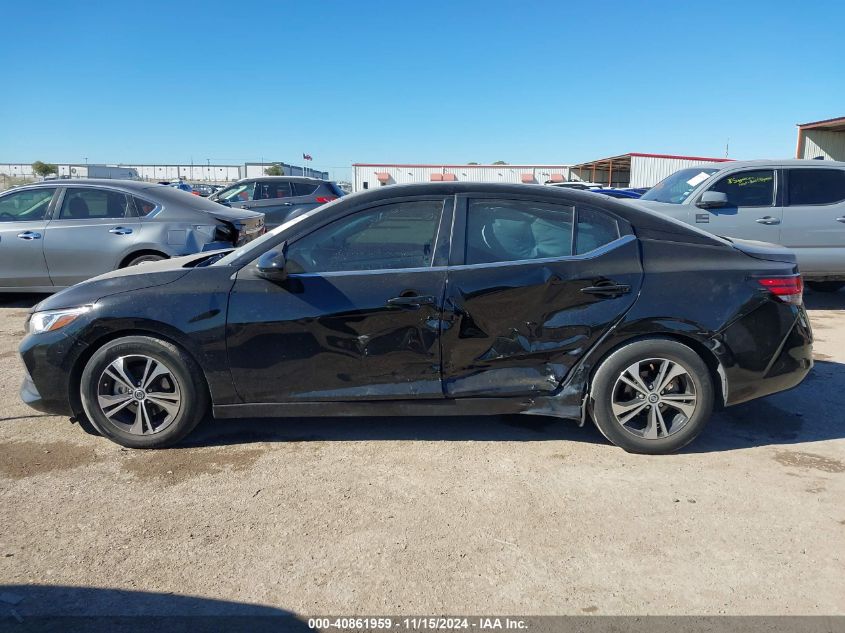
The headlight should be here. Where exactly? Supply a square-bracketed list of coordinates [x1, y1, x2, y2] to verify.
[28, 306, 92, 334]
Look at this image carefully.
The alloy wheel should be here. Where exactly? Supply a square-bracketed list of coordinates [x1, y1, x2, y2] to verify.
[610, 357, 698, 440]
[96, 355, 182, 435]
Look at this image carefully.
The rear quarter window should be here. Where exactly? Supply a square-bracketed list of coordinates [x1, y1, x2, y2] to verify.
[293, 182, 319, 196]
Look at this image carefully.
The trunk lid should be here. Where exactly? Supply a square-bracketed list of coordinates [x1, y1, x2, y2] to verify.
[725, 237, 797, 265]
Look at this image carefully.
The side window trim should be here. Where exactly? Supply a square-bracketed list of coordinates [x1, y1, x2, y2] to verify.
[449, 235, 636, 270]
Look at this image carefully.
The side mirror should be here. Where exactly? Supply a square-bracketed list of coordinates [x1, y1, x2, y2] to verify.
[256, 245, 288, 281]
[696, 191, 729, 209]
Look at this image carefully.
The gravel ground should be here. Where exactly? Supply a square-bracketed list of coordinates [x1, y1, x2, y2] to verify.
[0, 291, 843, 618]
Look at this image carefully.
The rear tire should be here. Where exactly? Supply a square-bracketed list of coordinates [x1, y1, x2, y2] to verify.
[79, 336, 208, 448]
[590, 338, 714, 454]
[806, 281, 845, 293]
[124, 253, 166, 267]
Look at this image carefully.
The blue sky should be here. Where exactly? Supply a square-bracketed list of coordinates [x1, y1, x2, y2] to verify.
[1, 0, 844, 181]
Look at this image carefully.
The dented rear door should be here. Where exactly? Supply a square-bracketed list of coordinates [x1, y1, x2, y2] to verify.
[441, 195, 644, 397]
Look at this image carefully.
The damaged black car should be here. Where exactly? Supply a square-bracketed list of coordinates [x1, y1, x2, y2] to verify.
[19, 183, 813, 453]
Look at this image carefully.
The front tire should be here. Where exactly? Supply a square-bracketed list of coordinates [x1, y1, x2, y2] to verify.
[79, 336, 208, 448]
[806, 281, 845, 293]
[590, 338, 714, 454]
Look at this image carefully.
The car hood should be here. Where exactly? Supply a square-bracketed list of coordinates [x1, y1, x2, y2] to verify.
[32, 252, 219, 312]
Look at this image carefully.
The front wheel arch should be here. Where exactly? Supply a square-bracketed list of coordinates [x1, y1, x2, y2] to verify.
[68, 328, 212, 422]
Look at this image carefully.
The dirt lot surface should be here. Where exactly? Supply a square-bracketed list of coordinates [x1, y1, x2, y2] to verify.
[1, 292, 843, 619]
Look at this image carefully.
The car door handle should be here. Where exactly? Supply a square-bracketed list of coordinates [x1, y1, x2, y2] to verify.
[755, 216, 781, 225]
[836, 217, 845, 223]
[109, 227, 133, 235]
[282, 202, 294, 206]
[17, 231, 42, 240]
[387, 295, 436, 308]
[581, 283, 631, 297]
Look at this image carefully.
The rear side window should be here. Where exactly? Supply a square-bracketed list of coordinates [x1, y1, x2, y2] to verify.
[787, 169, 845, 206]
[466, 199, 574, 264]
[575, 206, 620, 255]
[292, 182, 319, 196]
[255, 181, 292, 199]
[132, 196, 158, 216]
[59, 188, 129, 219]
[0, 188, 55, 222]
[707, 170, 775, 207]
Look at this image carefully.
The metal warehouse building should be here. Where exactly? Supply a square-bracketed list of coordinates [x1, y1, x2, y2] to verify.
[353, 164, 572, 192]
[569, 153, 732, 189]
[796, 116, 845, 161]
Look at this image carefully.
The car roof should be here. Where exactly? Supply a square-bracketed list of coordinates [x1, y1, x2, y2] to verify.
[687, 158, 845, 170]
[328, 182, 726, 245]
[18, 178, 165, 191]
[237, 176, 330, 183]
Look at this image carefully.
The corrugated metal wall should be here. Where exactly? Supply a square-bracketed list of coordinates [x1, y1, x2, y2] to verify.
[801, 130, 845, 161]
[630, 156, 726, 188]
[353, 165, 571, 191]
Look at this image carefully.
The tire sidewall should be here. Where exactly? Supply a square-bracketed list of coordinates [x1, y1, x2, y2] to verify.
[590, 338, 714, 454]
[126, 254, 166, 267]
[79, 336, 206, 448]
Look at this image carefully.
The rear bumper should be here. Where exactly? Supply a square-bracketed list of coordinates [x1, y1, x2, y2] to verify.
[723, 304, 813, 406]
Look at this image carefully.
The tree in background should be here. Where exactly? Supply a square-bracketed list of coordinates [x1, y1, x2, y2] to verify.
[492, 160, 508, 165]
[467, 162, 479, 165]
[32, 161, 58, 177]
[264, 164, 283, 176]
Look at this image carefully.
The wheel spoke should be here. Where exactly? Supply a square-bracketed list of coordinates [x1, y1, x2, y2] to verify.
[130, 402, 146, 434]
[105, 358, 137, 391]
[97, 392, 134, 418]
[644, 406, 659, 439]
[612, 398, 648, 424]
[657, 363, 689, 394]
[620, 362, 650, 396]
[655, 406, 669, 437]
[142, 361, 171, 390]
[146, 394, 180, 418]
[661, 394, 697, 418]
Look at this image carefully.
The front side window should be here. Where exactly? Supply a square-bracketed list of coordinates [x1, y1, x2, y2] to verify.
[787, 169, 845, 206]
[255, 181, 292, 199]
[286, 200, 444, 273]
[217, 182, 256, 202]
[466, 199, 574, 264]
[707, 169, 775, 207]
[0, 188, 55, 222]
[59, 188, 129, 219]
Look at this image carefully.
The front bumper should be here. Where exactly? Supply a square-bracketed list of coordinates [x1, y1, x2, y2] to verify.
[18, 326, 89, 417]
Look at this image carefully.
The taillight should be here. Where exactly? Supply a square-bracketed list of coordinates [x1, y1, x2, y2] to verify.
[315, 196, 337, 204]
[757, 275, 803, 305]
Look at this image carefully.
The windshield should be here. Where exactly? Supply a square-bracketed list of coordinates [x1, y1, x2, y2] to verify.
[639, 167, 719, 204]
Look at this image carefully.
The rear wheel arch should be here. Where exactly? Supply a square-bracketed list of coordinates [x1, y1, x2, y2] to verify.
[119, 249, 169, 268]
[585, 332, 726, 408]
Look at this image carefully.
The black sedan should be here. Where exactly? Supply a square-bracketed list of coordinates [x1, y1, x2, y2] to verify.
[19, 183, 813, 454]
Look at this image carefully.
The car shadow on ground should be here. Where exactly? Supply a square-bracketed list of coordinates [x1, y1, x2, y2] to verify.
[183, 361, 845, 454]
[803, 287, 845, 310]
[0, 584, 308, 631]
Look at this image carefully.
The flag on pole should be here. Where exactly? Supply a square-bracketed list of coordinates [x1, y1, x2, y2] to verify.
[303, 153, 313, 161]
